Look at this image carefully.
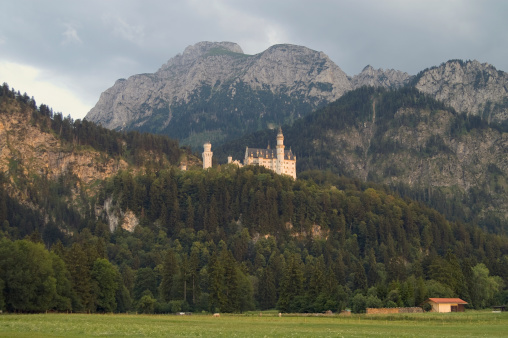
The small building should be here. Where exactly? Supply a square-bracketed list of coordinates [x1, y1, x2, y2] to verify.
[426, 298, 468, 312]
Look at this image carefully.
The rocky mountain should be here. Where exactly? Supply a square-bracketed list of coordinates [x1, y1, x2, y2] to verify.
[0, 96, 126, 192]
[86, 41, 353, 148]
[86, 42, 508, 150]
[414, 60, 508, 124]
[217, 87, 508, 232]
[351, 65, 412, 89]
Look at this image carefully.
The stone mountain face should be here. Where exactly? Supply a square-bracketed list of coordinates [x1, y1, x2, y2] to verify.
[85, 41, 353, 147]
[351, 65, 412, 89]
[86, 42, 508, 150]
[0, 98, 129, 203]
[415, 60, 508, 124]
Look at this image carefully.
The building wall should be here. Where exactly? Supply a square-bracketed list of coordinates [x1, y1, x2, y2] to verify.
[430, 302, 453, 313]
[236, 129, 297, 179]
[244, 156, 296, 179]
[366, 307, 423, 314]
[202, 143, 213, 169]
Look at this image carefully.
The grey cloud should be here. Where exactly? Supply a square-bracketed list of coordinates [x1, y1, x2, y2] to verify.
[1, 0, 507, 113]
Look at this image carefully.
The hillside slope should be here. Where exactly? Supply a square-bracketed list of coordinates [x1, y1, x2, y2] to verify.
[217, 87, 508, 231]
[0, 83, 193, 237]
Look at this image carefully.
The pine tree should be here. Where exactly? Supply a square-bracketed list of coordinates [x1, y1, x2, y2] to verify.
[208, 251, 225, 312]
[159, 249, 180, 302]
[257, 268, 276, 310]
[65, 243, 94, 312]
[277, 254, 304, 312]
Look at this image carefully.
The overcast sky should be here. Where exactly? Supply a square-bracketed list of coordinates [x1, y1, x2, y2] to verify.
[1, 0, 507, 120]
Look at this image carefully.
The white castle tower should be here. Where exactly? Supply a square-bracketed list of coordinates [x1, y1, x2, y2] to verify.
[202, 142, 213, 169]
[276, 127, 285, 175]
[235, 127, 296, 179]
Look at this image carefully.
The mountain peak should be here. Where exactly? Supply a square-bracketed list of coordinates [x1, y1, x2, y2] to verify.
[415, 59, 508, 122]
[160, 41, 244, 70]
[87, 42, 352, 147]
[351, 65, 412, 89]
[183, 41, 244, 56]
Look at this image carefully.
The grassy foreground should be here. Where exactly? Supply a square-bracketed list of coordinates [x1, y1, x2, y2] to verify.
[0, 311, 507, 337]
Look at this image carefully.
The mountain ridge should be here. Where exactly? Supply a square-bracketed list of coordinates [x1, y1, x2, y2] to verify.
[86, 42, 508, 149]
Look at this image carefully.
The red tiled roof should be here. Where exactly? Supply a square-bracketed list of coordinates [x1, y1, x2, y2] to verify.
[427, 298, 468, 304]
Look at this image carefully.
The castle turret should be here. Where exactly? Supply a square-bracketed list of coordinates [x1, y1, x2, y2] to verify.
[202, 142, 213, 169]
[276, 127, 285, 175]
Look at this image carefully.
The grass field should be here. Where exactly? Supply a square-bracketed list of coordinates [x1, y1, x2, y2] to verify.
[0, 311, 507, 337]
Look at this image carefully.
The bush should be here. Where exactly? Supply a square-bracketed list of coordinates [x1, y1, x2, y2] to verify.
[366, 295, 383, 308]
[137, 295, 155, 314]
[352, 294, 367, 313]
[169, 300, 183, 313]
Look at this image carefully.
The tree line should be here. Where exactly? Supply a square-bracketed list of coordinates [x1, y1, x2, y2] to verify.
[1, 82, 183, 167]
[2, 165, 506, 314]
[0, 82, 507, 314]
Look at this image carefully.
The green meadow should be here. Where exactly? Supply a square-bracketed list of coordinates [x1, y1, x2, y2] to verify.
[0, 311, 507, 337]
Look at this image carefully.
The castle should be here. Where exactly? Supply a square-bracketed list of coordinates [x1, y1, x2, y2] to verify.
[202, 127, 296, 179]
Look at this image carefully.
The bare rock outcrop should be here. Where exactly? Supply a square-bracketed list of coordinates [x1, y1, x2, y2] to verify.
[0, 99, 129, 198]
[415, 60, 508, 123]
[85, 41, 352, 145]
[351, 65, 412, 89]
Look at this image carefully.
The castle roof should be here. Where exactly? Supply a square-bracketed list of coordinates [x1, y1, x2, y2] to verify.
[246, 147, 296, 161]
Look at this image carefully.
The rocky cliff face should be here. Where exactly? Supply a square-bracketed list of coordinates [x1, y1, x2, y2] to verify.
[351, 65, 412, 89]
[415, 60, 508, 124]
[294, 87, 508, 226]
[0, 99, 128, 199]
[87, 42, 508, 150]
[86, 41, 352, 147]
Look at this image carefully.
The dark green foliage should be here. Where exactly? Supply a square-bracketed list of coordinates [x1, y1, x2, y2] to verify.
[1, 165, 508, 313]
[1, 82, 508, 314]
[130, 80, 320, 149]
[91, 258, 120, 312]
[278, 254, 304, 312]
[159, 249, 179, 302]
[0, 239, 71, 312]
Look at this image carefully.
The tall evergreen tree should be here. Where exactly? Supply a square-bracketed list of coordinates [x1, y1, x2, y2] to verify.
[159, 249, 180, 302]
[91, 258, 119, 312]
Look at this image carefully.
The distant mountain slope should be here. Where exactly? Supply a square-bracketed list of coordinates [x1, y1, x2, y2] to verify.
[86, 41, 508, 152]
[217, 87, 508, 232]
[351, 65, 412, 89]
[414, 60, 508, 125]
[85, 41, 353, 148]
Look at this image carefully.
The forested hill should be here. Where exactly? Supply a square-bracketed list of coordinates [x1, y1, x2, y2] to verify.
[1, 164, 507, 314]
[217, 87, 508, 233]
[0, 83, 184, 168]
[1, 83, 507, 315]
[0, 82, 194, 239]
